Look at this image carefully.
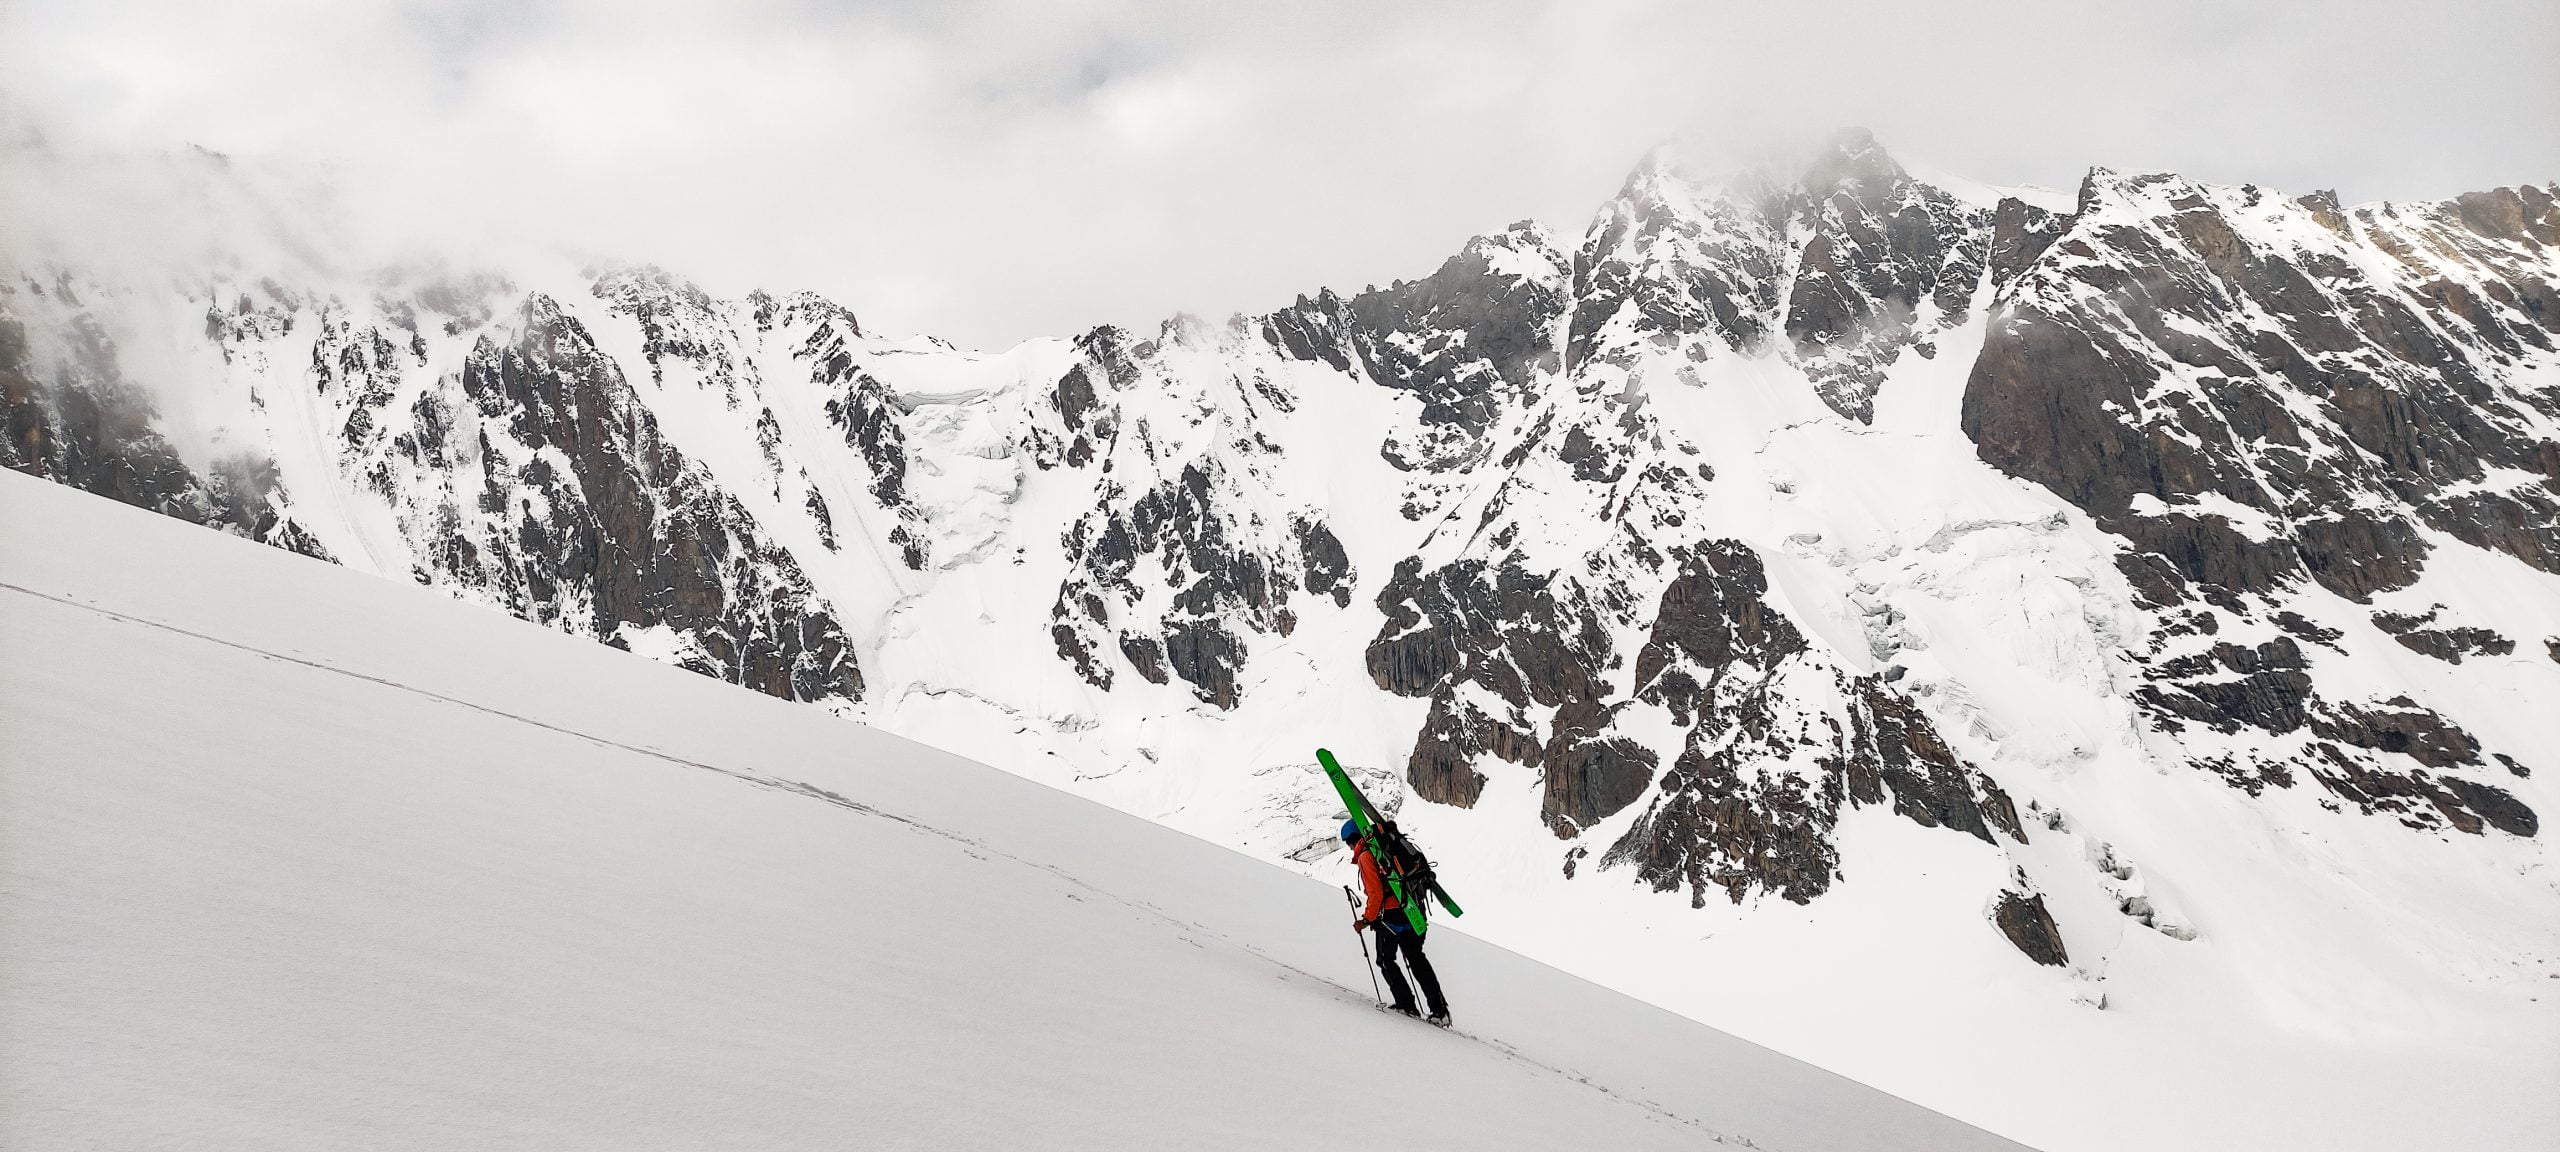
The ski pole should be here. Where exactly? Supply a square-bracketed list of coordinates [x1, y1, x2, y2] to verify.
[1344, 885, 1383, 1006]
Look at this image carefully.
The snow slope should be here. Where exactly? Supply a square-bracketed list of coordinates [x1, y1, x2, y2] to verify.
[0, 471, 2023, 1152]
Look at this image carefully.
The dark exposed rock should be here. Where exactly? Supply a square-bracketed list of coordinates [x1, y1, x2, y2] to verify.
[1855, 684, 1998, 843]
[1633, 541, 1809, 724]
[1260, 296, 1355, 374]
[1054, 363, 1101, 433]
[1343, 225, 1565, 402]
[1402, 690, 1543, 809]
[1541, 713, 1659, 837]
[803, 488, 838, 551]
[11, 278, 862, 704]
[457, 295, 863, 702]
[795, 308, 925, 565]
[1978, 779, 2028, 845]
[1, 298, 330, 559]
[1051, 460, 1274, 707]
[1118, 634, 1169, 685]
[1383, 539, 1661, 831]
[1993, 891, 2071, 967]
[1601, 668, 2009, 906]
[2371, 607, 2515, 664]
[1988, 196, 2071, 284]
[592, 265, 729, 391]
[2273, 611, 2344, 651]
[1607, 728, 1846, 907]
[1781, 129, 2005, 421]
[1964, 172, 2560, 608]
[2309, 697, 2480, 769]
[1373, 527, 2018, 905]
[1265, 225, 1569, 518]
[1051, 621, 1110, 691]
[1293, 517, 1353, 608]
[2295, 189, 2347, 233]
[2441, 777, 2538, 837]
[2136, 639, 2315, 736]
[1044, 331, 1357, 709]
[1162, 619, 1244, 709]
[749, 289, 861, 340]
[2305, 742, 2538, 837]
[1964, 170, 2557, 833]
[1369, 555, 1608, 710]
[1570, 151, 1785, 372]
[1368, 552, 1616, 812]
[1572, 131, 2020, 423]
[1558, 425, 1625, 483]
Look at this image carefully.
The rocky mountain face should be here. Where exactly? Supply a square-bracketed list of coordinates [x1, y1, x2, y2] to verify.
[1, 280, 333, 559]
[7, 267, 864, 702]
[1349, 135, 2064, 915]
[1039, 322, 1359, 709]
[1964, 173, 2555, 836]
[1570, 134, 2011, 423]
[5, 131, 2551, 989]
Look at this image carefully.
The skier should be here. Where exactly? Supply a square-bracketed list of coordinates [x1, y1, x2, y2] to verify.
[1343, 819, 1450, 1025]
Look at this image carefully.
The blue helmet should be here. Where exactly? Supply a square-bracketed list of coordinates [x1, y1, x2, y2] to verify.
[1340, 819, 1361, 843]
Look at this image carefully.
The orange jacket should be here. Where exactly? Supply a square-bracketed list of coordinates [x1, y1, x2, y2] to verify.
[1354, 840, 1402, 924]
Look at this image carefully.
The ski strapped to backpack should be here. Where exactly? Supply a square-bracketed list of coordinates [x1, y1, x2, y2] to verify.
[1317, 748, 1463, 938]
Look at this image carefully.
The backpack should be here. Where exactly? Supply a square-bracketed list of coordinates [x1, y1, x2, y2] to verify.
[1367, 819, 1440, 915]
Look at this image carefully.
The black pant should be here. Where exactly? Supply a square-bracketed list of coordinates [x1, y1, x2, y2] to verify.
[1372, 922, 1447, 1017]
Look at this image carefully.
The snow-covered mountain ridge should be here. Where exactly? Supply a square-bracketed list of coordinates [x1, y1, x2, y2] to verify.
[6, 129, 2556, 1151]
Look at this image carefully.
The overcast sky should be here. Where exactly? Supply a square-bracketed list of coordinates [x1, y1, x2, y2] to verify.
[5, 0, 2555, 346]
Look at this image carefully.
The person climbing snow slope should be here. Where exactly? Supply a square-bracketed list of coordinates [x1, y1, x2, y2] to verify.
[1344, 819, 1450, 1025]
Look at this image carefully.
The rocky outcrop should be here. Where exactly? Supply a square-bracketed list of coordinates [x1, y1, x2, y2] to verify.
[1964, 169, 2552, 838]
[799, 315, 924, 567]
[1964, 173, 2560, 590]
[1632, 541, 1811, 723]
[1568, 150, 1788, 372]
[2, 279, 331, 558]
[1373, 519, 2024, 905]
[445, 295, 864, 701]
[1604, 640, 2018, 907]
[1569, 130, 2051, 422]
[1992, 891, 2071, 967]
[2371, 607, 2515, 664]
[1779, 129, 2008, 421]
[83, 272, 875, 706]
[1368, 554, 1612, 805]
[1265, 224, 1572, 519]
[1044, 323, 1358, 707]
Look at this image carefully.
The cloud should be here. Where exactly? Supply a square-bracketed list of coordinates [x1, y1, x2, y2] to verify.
[4, 0, 2554, 347]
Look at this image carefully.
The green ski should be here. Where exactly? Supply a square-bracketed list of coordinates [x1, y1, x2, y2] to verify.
[1317, 748, 1463, 936]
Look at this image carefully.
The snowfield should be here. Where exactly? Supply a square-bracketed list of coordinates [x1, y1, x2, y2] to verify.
[0, 471, 2023, 1152]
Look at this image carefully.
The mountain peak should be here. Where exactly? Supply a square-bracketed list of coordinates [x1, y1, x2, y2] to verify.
[1612, 141, 1690, 202]
[1798, 126, 1907, 195]
[1609, 129, 1913, 212]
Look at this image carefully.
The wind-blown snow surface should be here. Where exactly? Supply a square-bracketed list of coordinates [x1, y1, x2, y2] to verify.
[0, 472, 2024, 1152]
